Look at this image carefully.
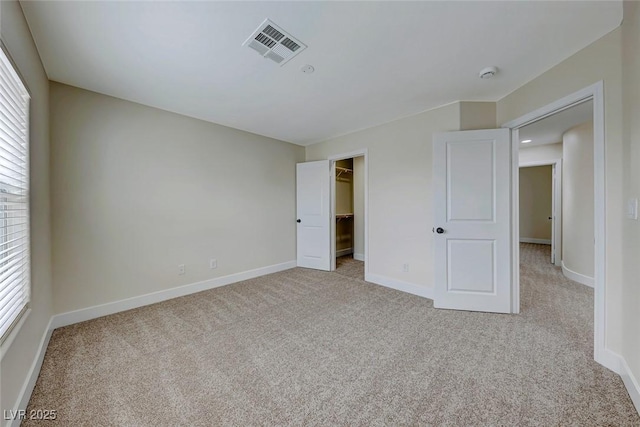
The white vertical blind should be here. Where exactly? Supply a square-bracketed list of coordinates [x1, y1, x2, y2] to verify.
[0, 47, 30, 342]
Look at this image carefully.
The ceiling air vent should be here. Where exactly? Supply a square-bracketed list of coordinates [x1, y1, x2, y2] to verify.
[243, 19, 307, 66]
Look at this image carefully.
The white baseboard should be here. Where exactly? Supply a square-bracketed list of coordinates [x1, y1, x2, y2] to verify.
[561, 261, 594, 288]
[520, 237, 551, 245]
[7, 261, 297, 424]
[595, 347, 623, 375]
[51, 260, 297, 329]
[8, 317, 54, 427]
[336, 248, 353, 258]
[365, 273, 433, 300]
[353, 253, 364, 261]
[620, 355, 640, 416]
[597, 349, 640, 416]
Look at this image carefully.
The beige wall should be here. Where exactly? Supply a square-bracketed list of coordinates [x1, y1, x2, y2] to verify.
[0, 1, 53, 422]
[497, 28, 624, 352]
[562, 121, 594, 278]
[306, 103, 460, 288]
[622, 0, 640, 395]
[353, 156, 365, 258]
[519, 166, 553, 241]
[50, 83, 304, 314]
[459, 101, 497, 130]
[519, 142, 563, 165]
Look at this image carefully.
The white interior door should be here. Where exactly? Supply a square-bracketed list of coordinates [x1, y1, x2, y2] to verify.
[433, 129, 512, 313]
[296, 160, 331, 270]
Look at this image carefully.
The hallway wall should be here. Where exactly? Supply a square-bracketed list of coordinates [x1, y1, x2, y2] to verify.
[562, 121, 595, 279]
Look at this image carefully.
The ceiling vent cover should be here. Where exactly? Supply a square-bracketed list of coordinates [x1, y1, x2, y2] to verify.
[243, 19, 307, 66]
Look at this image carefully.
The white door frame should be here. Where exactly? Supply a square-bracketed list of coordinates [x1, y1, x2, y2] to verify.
[519, 159, 562, 266]
[502, 81, 611, 370]
[328, 149, 368, 279]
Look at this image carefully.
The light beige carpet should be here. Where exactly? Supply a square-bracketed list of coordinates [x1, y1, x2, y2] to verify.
[335, 255, 364, 280]
[24, 244, 639, 426]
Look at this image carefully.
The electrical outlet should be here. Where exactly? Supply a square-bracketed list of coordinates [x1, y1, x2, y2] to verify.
[210, 258, 217, 269]
[178, 264, 185, 275]
[403, 263, 409, 272]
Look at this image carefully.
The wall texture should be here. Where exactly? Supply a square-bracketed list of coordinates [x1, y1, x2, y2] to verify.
[562, 121, 594, 279]
[0, 1, 53, 422]
[50, 83, 304, 314]
[621, 0, 640, 402]
[497, 27, 624, 354]
[306, 103, 460, 290]
[519, 166, 553, 241]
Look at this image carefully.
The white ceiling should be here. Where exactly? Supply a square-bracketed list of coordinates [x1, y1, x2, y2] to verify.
[519, 100, 593, 147]
[20, 1, 622, 146]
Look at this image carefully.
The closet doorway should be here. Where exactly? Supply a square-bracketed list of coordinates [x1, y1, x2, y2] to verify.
[329, 151, 367, 279]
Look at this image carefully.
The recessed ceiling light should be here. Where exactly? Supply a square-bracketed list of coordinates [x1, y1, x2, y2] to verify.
[521, 139, 532, 143]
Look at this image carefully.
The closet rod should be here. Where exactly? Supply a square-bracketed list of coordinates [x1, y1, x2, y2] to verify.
[335, 166, 353, 179]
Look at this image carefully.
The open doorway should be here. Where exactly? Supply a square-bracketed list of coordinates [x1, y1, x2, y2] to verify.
[518, 99, 594, 286]
[329, 152, 367, 280]
[505, 83, 611, 370]
[515, 101, 596, 376]
[518, 161, 562, 265]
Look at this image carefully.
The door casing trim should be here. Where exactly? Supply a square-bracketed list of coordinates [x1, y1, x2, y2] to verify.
[502, 81, 609, 370]
[328, 150, 369, 280]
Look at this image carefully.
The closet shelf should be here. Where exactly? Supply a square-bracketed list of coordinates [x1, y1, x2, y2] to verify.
[336, 213, 354, 221]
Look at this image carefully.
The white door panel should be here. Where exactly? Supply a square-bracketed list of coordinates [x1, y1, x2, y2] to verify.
[447, 140, 495, 221]
[296, 161, 331, 271]
[447, 239, 496, 294]
[434, 129, 512, 313]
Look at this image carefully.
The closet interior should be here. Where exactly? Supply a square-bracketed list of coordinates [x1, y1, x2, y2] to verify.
[335, 158, 354, 258]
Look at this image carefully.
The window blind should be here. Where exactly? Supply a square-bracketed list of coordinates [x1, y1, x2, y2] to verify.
[0, 47, 30, 342]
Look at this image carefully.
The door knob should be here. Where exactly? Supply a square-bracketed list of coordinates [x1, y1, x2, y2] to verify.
[436, 227, 444, 234]
[296, 219, 301, 223]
